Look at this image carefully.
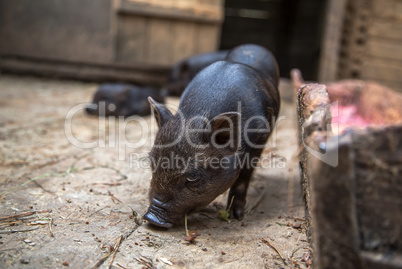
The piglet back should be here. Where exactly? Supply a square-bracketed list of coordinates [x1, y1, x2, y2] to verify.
[225, 44, 279, 88]
[225, 44, 280, 116]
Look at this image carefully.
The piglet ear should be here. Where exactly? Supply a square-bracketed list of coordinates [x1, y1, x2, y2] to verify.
[148, 97, 173, 128]
[205, 112, 241, 155]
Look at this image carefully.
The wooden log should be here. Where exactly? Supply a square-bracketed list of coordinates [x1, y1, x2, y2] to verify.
[297, 83, 332, 243]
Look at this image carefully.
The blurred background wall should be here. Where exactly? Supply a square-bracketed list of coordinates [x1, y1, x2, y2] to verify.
[0, 0, 401, 91]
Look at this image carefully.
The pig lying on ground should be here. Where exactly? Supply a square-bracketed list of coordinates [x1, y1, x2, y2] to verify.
[144, 44, 280, 228]
[86, 83, 164, 117]
[163, 50, 229, 97]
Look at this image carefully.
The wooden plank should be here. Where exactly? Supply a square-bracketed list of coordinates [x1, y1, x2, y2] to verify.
[371, 0, 402, 20]
[309, 135, 362, 269]
[361, 59, 402, 82]
[337, 0, 374, 80]
[367, 79, 402, 93]
[195, 24, 220, 54]
[353, 126, 402, 251]
[0, 57, 169, 86]
[147, 18, 173, 65]
[171, 21, 197, 63]
[0, 0, 114, 64]
[176, 0, 190, 7]
[318, 0, 347, 82]
[366, 38, 402, 61]
[116, 15, 148, 63]
[368, 20, 402, 41]
[197, 0, 223, 7]
[118, 0, 223, 24]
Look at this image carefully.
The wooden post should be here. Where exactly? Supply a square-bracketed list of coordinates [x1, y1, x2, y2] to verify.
[318, 0, 347, 82]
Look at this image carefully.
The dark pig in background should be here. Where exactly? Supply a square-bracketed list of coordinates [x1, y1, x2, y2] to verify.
[144, 44, 280, 228]
[163, 50, 229, 96]
[86, 83, 164, 117]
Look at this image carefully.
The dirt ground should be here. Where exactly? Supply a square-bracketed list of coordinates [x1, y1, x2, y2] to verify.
[0, 74, 310, 269]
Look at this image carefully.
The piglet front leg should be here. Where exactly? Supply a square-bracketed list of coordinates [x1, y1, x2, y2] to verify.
[227, 167, 254, 220]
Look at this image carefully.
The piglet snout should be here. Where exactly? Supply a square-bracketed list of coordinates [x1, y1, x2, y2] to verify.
[85, 104, 97, 115]
[143, 198, 174, 228]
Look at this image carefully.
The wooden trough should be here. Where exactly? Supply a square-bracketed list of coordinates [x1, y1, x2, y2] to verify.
[297, 82, 402, 268]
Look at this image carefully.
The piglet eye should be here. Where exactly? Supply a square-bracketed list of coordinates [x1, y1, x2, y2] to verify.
[186, 177, 198, 182]
[186, 171, 200, 183]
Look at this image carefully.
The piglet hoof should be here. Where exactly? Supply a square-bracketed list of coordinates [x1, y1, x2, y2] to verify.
[228, 200, 245, 220]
